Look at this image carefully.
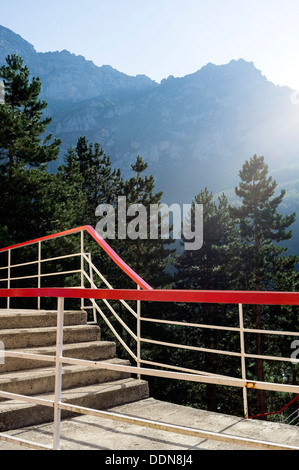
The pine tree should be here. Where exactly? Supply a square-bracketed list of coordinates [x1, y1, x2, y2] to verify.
[118, 155, 174, 288]
[75, 136, 122, 227]
[32, 147, 88, 295]
[0, 55, 61, 245]
[175, 189, 238, 412]
[41, 147, 87, 234]
[230, 154, 297, 416]
[230, 154, 296, 291]
[176, 188, 235, 291]
[93, 155, 174, 366]
[0, 54, 60, 169]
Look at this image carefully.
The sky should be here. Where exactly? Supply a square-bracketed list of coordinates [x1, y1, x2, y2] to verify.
[1, 0, 299, 90]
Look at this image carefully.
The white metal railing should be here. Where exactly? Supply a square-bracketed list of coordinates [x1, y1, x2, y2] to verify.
[0, 227, 142, 363]
[0, 226, 140, 331]
[1, 294, 299, 450]
[81, 250, 299, 423]
[0, 227, 299, 450]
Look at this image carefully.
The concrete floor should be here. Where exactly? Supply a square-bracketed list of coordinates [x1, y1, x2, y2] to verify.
[1, 398, 299, 451]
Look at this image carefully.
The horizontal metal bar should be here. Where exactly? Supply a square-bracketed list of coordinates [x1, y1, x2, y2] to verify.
[1, 270, 81, 282]
[4, 260, 38, 269]
[0, 261, 38, 270]
[54, 354, 299, 394]
[0, 390, 54, 407]
[39, 252, 82, 264]
[244, 327, 299, 337]
[5, 345, 298, 372]
[57, 355, 242, 387]
[244, 353, 299, 364]
[58, 401, 299, 450]
[140, 316, 240, 332]
[141, 318, 299, 338]
[4, 351, 55, 362]
[0, 274, 39, 282]
[0, 253, 81, 272]
[1, 352, 298, 403]
[142, 341, 299, 365]
[140, 359, 238, 380]
[140, 337, 241, 357]
[39, 269, 81, 278]
[0, 433, 51, 450]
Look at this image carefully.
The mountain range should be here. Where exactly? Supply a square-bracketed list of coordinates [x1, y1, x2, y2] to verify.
[1, 24, 299, 254]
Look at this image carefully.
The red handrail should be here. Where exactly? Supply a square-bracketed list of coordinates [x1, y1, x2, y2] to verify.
[0, 287, 299, 304]
[248, 395, 299, 420]
[1, 225, 299, 303]
[0, 225, 152, 291]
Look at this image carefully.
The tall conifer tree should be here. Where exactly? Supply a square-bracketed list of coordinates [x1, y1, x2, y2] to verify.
[119, 155, 174, 288]
[0, 54, 60, 169]
[230, 154, 297, 416]
[175, 189, 237, 411]
[0, 55, 61, 244]
[75, 136, 122, 227]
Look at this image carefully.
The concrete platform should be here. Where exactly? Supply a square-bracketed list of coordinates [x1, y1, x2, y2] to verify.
[1, 398, 299, 451]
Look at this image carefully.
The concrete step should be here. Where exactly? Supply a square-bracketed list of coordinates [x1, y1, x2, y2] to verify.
[0, 310, 87, 329]
[0, 308, 149, 433]
[1, 341, 117, 373]
[0, 358, 131, 398]
[0, 378, 149, 432]
[0, 324, 101, 349]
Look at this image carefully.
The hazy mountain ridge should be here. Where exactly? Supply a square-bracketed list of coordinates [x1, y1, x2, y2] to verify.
[1, 24, 299, 253]
[0, 25, 157, 103]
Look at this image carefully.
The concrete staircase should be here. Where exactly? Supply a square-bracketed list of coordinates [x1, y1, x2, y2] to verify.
[0, 309, 149, 432]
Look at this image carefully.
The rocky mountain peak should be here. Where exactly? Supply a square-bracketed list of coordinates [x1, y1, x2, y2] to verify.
[0, 25, 36, 61]
[0, 25, 158, 102]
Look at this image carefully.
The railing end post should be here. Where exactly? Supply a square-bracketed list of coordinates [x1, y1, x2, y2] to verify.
[53, 296, 64, 450]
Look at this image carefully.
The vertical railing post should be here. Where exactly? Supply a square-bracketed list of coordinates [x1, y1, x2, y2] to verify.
[80, 230, 84, 311]
[88, 253, 97, 323]
[53, 297, 64, 450]
[137, 285, 141, 379]
[7, 249, 11, 309]
[239, 303, 248, 418]
[37, 241, 41, 310]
